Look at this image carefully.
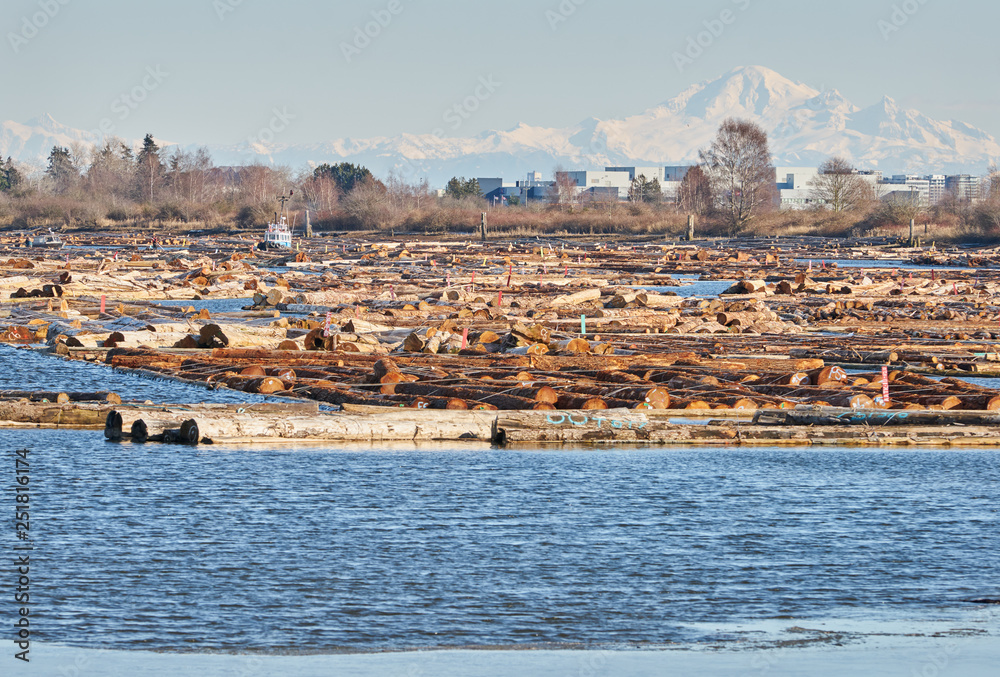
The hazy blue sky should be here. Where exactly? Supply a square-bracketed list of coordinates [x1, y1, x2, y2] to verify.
[3, 0, 999, 144]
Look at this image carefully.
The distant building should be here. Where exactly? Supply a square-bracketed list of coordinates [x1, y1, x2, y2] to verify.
[471, 165, 989, 210]
[560, 170, 633, 200]
[774, 167, 822, 209]
[478, 172, 552, 204]
[477, 177, 518, 203]
[926, 175, 946, 204]
[605, 166, 666, 183]
[661, 166, 692, 203]
[884, 175, 930, 206]
[945, 174, 980, 202]
[664, 166, 692, 182]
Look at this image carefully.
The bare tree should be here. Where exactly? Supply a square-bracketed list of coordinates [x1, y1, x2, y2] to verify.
[677, 165, 713, 215]
[552, 166, 578, 207]
[300, 173, 341, 217]
[972, 164, 1000, 233]
[809, 157, 869, 212]
[342, 178, 391, 230]
[699, 118, 773, 235]
[86, 138, 135, 207]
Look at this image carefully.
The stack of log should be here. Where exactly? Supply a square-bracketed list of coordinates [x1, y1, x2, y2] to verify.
[100, 346, 1000, 413]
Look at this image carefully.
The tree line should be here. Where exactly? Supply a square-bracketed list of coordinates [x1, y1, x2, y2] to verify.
[2, 126, 999, 239]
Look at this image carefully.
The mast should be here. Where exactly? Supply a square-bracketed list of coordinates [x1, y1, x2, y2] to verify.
[277, 190, 293, 221]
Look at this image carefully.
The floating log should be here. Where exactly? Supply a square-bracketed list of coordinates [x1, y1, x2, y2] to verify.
[756, 407, 1000, 427]
[109, 408, 500, 444]
[0, 390, 121, 404]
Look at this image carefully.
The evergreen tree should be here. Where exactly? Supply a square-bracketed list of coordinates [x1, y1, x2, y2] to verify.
[135, 133, 164, 202]
[313, 162, 374, 193]
[45, 146, 78, 193]
[628, 175, 662, 204]
[0, 157, 22, 192]
[444, 177, 481, 200]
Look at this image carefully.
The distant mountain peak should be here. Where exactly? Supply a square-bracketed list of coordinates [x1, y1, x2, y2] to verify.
[25, 113, 60, 130]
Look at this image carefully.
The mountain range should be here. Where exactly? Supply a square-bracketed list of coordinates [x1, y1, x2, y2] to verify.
[3, 66, 998, 185]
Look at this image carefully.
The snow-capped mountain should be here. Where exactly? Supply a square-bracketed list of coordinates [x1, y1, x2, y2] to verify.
[4, 66, 998, 184]
[0, 114, 101, 165]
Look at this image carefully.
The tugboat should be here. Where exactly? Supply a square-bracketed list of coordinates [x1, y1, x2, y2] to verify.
[30, 229, 65, 249]
[257, 191, 294, 250]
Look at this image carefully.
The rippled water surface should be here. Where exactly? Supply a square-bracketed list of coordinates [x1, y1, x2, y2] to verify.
[4, 427, 997, 653]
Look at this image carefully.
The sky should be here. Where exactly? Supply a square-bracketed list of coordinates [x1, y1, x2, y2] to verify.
[3, 0, 1000, 145]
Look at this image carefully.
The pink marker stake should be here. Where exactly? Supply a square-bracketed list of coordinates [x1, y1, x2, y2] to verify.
[461, 328, 469, 350]
[100, 295, 106, 314]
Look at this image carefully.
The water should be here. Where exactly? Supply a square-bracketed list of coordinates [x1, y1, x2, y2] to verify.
[0, 345, 272, 404]
[155, 298, 255, 313]
[4, 429, 997, 654]
[637, 280, 735, 298]
[2, 320, 998, 659]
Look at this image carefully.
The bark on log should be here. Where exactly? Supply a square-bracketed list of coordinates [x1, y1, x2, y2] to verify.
[0, 390, 121, 404]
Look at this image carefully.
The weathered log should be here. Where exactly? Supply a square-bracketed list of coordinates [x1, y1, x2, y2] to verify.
[0, 390, 121, 404]
[114, 409, 500, 444]
[788, 348, 898, 364]
[555, 394, 608, 410]
[756, 407, 1000, 427]
[550, 288, 602, 306]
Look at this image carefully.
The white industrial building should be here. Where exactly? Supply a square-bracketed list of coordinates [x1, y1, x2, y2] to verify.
[474, 164, 987, 210]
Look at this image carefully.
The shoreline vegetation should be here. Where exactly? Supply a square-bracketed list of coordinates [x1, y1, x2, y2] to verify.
[2, 124, 1000, 244]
